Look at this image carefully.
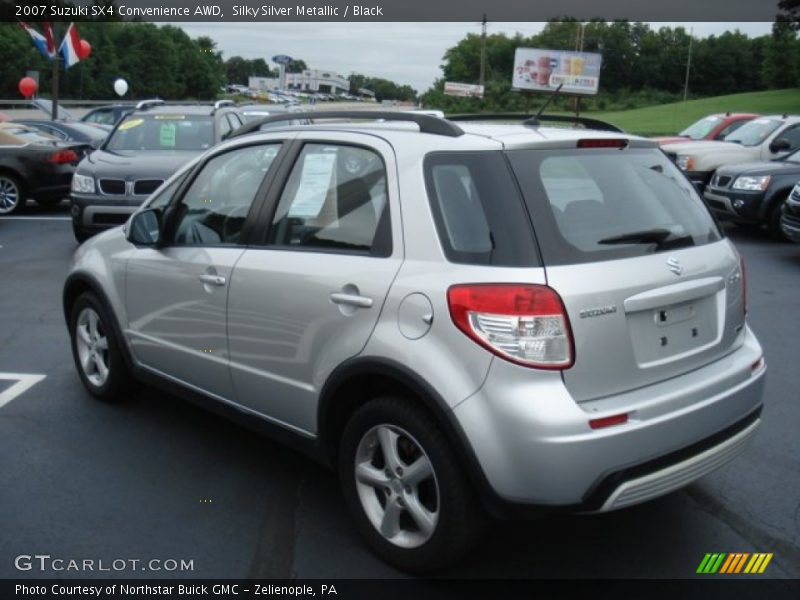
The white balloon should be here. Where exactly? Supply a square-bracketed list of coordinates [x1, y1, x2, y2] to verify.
[113, 78, 129, 97]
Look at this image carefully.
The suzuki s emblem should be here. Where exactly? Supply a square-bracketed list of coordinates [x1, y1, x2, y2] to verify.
[667, 257, 683, 276]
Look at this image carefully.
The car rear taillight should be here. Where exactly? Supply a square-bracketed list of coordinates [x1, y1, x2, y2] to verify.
[447, 284, 574, 369]
[577, 139, 629, 149]
[740, 256, 747, 316]
[48, 149, 78, 164]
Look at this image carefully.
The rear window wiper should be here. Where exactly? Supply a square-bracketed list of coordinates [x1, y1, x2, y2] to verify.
[598, 229, 693, 249]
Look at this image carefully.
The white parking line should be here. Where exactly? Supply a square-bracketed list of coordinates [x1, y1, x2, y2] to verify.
[0, 373, 47, 408]
[0, 216, 71, 221]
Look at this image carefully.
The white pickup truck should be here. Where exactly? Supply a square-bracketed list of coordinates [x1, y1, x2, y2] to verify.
[664, 115, 800, 190]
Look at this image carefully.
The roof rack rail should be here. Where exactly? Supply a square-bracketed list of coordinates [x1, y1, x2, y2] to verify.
[448, 113, 623, 133]
[231, 110, 465, 138]
[135, 99, 165, 110]
[214, 99, 236, 109]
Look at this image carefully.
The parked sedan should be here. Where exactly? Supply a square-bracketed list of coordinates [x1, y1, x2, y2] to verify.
[654, 112, 758, 146]
[0, 123, 83, 214]
[80, 99, 165, 128]
[703, 148, 800, 238]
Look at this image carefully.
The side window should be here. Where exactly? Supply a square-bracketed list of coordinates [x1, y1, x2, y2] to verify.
[227, 113, 243, 130]
[170, 144, 280, 246]
[715, 120, 747, 140]
[779, 125, 800, 150]
[87, 109, 114, 125]
[219, 116, 232, 140]
[146, 171, 190, 211]
[267, 144, 390, 255]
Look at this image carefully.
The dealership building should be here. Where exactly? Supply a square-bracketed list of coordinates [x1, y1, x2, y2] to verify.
[249, 69, 349, 94]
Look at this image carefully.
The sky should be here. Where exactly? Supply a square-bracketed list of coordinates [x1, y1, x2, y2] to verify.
[176, 22, 773, 93]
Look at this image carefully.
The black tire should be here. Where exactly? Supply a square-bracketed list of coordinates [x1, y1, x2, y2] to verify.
[34, 197, 64, 208]
[339, 396, 484, 573]
[0, 172, 25, 215]
[69, 292, 135, 402]
[72, 222, 92, 243]
[767, 198, 790, 241]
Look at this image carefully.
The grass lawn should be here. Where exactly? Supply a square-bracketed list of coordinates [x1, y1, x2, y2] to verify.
[578, 89, 800, 136]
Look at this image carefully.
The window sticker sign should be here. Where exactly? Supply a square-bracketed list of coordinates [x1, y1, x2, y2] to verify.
[159, 123, 177, 148]
[288, 151, 337, 218]
[513, 48, 602, 95]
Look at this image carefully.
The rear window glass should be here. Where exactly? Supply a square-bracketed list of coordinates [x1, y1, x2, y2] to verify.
[507, 148, 721, 266]
[423, 152, 539, 267]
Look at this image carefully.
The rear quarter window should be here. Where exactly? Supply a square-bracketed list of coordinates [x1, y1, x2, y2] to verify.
[423, 151, 540, 267]
[507, 148, 721, 266]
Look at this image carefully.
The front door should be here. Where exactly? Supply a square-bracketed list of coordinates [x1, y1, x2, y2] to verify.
[125, 142, 283, 399]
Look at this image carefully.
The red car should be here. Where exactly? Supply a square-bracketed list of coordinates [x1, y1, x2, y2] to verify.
[654, 112, 759, 145]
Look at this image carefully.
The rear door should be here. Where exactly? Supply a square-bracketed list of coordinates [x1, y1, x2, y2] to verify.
[508, 146, 746, 402]
[226, 133, 402, 434]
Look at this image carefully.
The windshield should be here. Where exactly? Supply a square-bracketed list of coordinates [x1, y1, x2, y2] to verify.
[679, 116, 723, 140]
[724, 118, 782, 147]
[507, 148, 720, 266]
[106, 114, 214, 151]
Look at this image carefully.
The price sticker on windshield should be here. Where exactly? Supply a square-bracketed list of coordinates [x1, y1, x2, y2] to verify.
[159, 123, 177, 148]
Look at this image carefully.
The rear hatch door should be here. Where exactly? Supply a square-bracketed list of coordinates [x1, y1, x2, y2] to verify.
[507, 145, 746, 402]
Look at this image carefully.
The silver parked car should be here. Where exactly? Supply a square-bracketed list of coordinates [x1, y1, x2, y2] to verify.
[64, 111, 766, 572]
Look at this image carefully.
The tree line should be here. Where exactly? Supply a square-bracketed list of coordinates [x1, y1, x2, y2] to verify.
[0, 21, 224, 100]
[421, 20, 800, 112]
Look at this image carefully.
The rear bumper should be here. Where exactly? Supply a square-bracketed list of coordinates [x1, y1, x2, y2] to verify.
[452, 326, 765, 508]
[28, 168, 73, 202]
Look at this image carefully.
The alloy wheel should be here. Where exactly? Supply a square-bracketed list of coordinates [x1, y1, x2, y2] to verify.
[354, 424, 440, 549]
[75, 307, 110, 388]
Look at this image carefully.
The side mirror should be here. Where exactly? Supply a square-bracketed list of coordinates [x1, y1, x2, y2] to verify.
[127, 208, 162, 246]
[90, 137, 104, 150]
[769, 138, 791, 154]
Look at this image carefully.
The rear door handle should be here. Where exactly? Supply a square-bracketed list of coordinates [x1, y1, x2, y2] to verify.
[198, 274, 226, 287]
[330, 292, 373, 309]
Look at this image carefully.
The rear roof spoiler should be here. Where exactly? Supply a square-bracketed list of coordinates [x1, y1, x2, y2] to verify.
[448, 113, 623, 133]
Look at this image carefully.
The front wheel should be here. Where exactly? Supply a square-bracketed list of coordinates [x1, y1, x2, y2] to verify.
[768, 198, 790, 241]
[339, 396, 484, 573]
[69, 292, 134, 401]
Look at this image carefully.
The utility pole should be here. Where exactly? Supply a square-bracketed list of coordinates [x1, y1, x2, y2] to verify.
[683, 27, 693, 102]
[51, 22, 61, 120]
[479, 14, 487, 88]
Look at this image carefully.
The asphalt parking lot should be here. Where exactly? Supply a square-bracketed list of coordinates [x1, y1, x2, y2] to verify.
[0, 200, 798, 580]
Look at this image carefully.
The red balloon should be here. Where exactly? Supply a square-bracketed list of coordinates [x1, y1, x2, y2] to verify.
[78, 39, 92, 60]
[18, 77, 38, 98]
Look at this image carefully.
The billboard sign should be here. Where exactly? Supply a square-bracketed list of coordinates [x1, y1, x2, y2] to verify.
[444, 81, 485, 98]
[512, 48, 602, 95]
[272, 55, 293, 65]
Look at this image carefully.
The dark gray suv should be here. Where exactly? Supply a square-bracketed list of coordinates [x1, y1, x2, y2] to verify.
[70, 102, 244, 241]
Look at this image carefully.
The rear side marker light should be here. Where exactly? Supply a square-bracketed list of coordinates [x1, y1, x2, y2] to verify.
[447, 284, 574, 369]
[740, 256, 748, 316]
[751, 358, 763, 372]
[577, 138, 629, 149]
[589, 413, 629, 429]
[48, 149, 78, 164]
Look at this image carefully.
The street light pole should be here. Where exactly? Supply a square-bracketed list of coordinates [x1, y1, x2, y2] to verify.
[479, 13, 487, 89]
[683, 27, 693, 102]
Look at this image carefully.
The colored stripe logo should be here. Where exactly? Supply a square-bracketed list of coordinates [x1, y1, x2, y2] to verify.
[696, 553, 773, 574]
